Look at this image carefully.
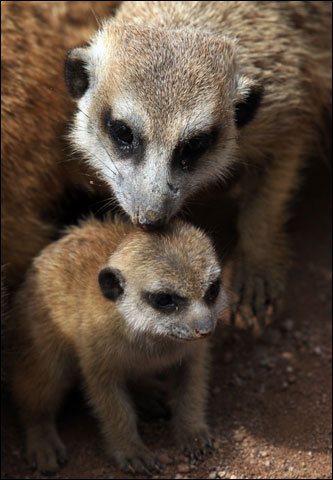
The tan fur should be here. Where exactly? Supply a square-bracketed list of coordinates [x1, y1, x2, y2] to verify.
[1, 1, 121, 292]
[67, 1, 331, 329]
[12, 216, 225, 474]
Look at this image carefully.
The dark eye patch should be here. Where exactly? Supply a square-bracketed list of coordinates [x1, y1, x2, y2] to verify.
[101, 109, 142, 157]
[173, 128, 218, 172]
[204, 278, 221, 305]
[107, 120, 134, 150]
[145, 292, 187, 314]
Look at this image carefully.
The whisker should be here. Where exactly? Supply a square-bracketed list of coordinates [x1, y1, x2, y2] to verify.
[75, 106, 122, 178]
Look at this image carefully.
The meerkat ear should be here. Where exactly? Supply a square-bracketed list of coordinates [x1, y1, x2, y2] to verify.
[64, 47, 91, 99]
[98, 267, 125, 301]
[234, 76, 264, 128]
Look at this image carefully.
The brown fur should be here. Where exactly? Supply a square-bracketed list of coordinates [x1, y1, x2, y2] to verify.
[66, 1, 331, 329]
[12, 216, 224, 474]
[1, 1, 121, 293]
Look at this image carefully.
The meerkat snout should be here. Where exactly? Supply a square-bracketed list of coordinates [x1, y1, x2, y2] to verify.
[136, 209, 165, 229]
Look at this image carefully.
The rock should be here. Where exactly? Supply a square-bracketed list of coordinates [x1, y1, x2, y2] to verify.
[313, 346, 322, 356]
[177, 463, 190, 473]
[260, 450, 269, 457]
[280, 351, 293, 360]
[209, 472, 217, 479]
[234, 430, 246, 442]
[158, 452, 173, 465]
[217, 470, 226, 478]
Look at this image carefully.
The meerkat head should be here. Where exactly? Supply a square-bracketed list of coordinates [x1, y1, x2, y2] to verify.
[65, 22, 263, 228]
[98, 219, 226, 342]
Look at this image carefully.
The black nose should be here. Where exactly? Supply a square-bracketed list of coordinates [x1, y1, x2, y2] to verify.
[136, 210, 165, 230]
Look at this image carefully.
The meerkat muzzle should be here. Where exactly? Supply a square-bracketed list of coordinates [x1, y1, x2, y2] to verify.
[135, 210, 165, 230]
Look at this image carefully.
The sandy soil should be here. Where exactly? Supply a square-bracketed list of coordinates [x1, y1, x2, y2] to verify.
[2, 159, 331, 479]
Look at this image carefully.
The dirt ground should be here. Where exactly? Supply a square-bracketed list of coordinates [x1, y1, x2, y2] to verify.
[1, 158, 332, 479]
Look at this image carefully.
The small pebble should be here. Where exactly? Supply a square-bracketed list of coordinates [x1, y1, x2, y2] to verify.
[177, 463, 190, 473]
[217, 470, 226, 478]
[313, 346, 322, 356]
[234, 430, 246, 442]
[260, 450, 269, 457]
[209, 472, 217, 479]
[280, 351, 293, 360]
[158, 452, 173, 465]
[264, 460, 271, 467]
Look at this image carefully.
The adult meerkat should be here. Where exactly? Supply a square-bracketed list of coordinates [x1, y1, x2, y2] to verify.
[1, 1, 121, 293]
[12, 216, 225, 474]
[65, 1, 332, 328]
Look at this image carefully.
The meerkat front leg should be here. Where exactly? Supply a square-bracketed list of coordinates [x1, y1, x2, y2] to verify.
[80, 359, 160, 474]
[170, 344, 213, 462]
[231, 147, 303, 331]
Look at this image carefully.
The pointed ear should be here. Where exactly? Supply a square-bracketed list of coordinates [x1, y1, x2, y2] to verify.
[234, 76, 264, 128]
[64, 47, 91, 99]
[98, 266, 125, 301]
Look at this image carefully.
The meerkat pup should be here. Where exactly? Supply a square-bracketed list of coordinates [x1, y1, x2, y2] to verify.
[64, 1, 331, 329]
[12, 216, 225, 474]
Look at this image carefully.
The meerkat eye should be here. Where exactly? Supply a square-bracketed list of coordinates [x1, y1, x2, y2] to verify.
[107, 120, 134, 147]
[204, 278, 221, 304]
[148, 293, 176, 313]
[146, 292, 186, 314]
[173, 130, 217, 172]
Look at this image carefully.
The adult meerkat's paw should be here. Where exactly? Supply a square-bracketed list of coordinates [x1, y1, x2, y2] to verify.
[112, 443, 161, 475]
[176, 425, 213, 463]
[230, 244, 289, 335]
[26, 423, 67, 474]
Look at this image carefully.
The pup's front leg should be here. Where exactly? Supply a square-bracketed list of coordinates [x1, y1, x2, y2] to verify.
[170, 344, 213, 462]
[81, 361, 160, 474]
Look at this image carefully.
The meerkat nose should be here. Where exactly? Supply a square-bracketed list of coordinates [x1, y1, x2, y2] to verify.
[194, 328, 211, 338]
[136, 210, 165, 230]
[193, 316, 215, 337]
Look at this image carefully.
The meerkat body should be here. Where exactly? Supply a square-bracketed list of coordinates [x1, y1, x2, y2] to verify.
[65, 1, 331, 328]
[12, 216, 225, 474]
[1, 1, 121, 293]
